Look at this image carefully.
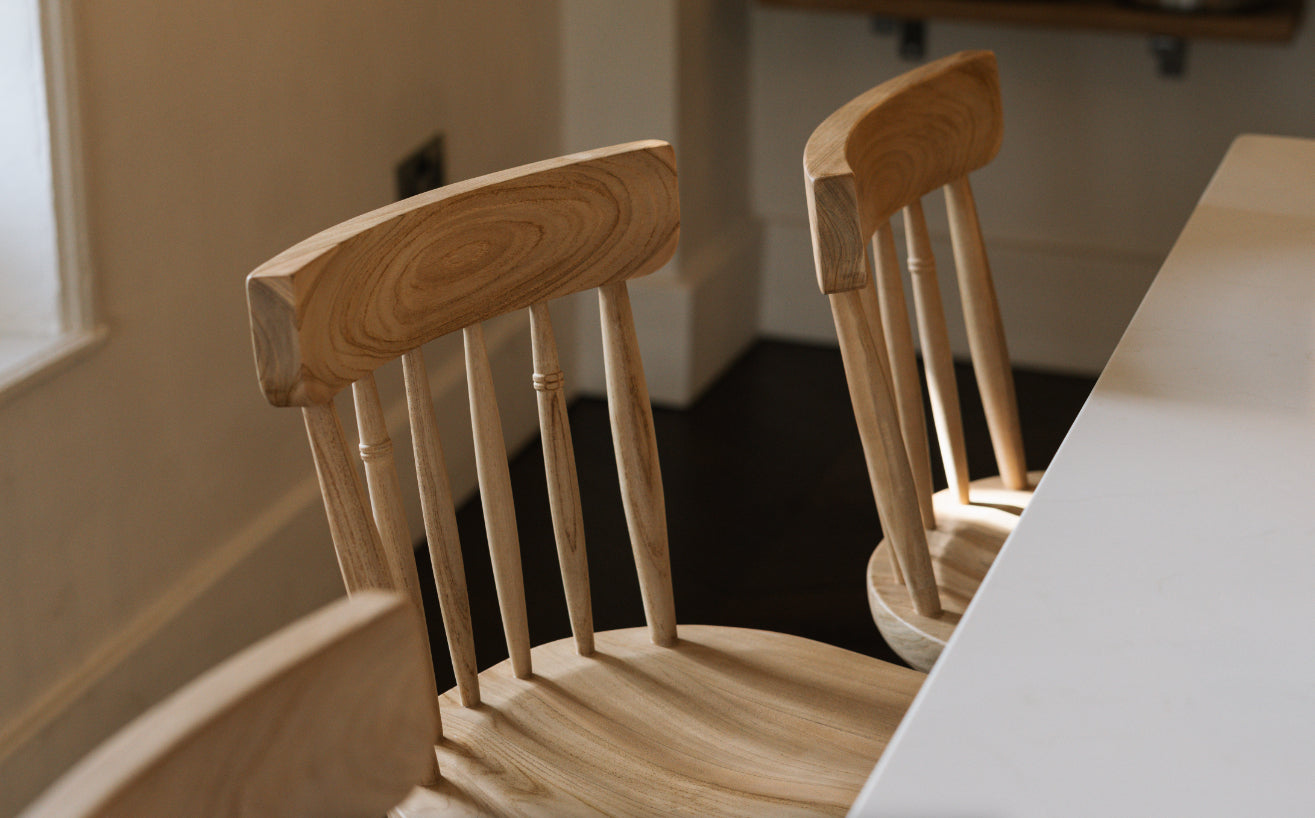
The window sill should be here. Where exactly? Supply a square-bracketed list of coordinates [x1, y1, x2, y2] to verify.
[0, 325, 107, 405]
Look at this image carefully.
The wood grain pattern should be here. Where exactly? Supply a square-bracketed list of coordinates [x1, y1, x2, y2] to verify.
[872, 221, 935, 529]
[945, 176, 1029, 492]
[248, 141, 679, 406]
[805, 52, 1039, 650]
[301, 402, 393, 593]
[903, 200, 971, 505]
[941, 472, 1040, 514]
[404, 347, 480, 706]
[22, 593, 436, 818]
[248, 142, 927, 815]
[464, 323, 532, 679]
[865, 483, 1039, 670]
[392, 626, 924, 817]
[529, 301, 595, 656]
[599, 281, 678, 646]
[831, 289, 941, 617]
[804, 51, 1001, 295]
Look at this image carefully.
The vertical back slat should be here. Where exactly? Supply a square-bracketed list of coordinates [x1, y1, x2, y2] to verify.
[872, 221, 936, 529]
[529, 301, 595, 656]
[829, 289, 941, 617]
[598, 280, 678, 647]
[463, 324, 532, 679]
[301, 403, 395, 594]
[903, 200, 972, 505]
[351, 375, 428, 619]
[945, 175, 1028, 491]
[402, 347, 480, 706]
[351, 374, 444, 768]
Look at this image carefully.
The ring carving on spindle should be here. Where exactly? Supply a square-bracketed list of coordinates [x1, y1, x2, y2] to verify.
[358, 440, 394, 461]
[533, 370, 565, 392]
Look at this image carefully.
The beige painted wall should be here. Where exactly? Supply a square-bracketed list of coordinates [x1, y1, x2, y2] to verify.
[561, 0, 760, 407]
[0, 2, 560, 811]
[752, 7, 1315, 373]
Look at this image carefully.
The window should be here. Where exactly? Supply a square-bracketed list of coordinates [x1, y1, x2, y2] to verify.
[0, 0, 101, 400]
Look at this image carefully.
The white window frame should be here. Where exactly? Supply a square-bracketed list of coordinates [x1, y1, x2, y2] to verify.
[0, 0, 105, 403]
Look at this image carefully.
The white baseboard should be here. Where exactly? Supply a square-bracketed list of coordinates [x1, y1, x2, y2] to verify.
[0, 315, 538, 813]
[572, 216, 762, 407]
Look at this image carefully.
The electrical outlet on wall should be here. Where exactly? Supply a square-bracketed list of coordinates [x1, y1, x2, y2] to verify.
[396, 133, 446, 201]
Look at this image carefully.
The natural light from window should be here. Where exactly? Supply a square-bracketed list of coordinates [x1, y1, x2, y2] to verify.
[0, 0, 100, 399]
[1, 0, 60, 335]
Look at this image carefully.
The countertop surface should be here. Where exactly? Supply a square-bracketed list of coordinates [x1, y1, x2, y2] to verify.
[851, 134, 1315, 817]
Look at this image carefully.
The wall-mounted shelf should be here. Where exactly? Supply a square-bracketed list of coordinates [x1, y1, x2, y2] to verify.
[760, 0, 1302, 41]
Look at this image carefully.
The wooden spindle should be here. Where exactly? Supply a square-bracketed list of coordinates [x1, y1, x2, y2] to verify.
[402, 347, 480, 706]
[872, 221, 935, 529]
[830, 289, 941, 617]
[598, 281, 678, 647]
[945, 176, 1028, 491]
[529, 301, 595, 656]
[352, 373, 445, 769]
[301, 402, 394, 594]
[463, 324, 532, 679]
[903, 200, 972, 505]
[352, 374, 426, 615]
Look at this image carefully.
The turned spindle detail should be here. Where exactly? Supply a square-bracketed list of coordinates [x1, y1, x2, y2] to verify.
[873, 221, 936, 530]
[533, 370, 565, 392]
[351, 374, 442, 755]
[530, 301, 595, 655]
[904, 200, 972, 505]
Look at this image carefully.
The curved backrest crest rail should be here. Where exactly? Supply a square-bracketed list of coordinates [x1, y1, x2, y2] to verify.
[250, 140, 679, 406]
[804, 50, 1001, 295]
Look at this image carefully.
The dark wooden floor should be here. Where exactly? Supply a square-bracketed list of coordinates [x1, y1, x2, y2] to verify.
[417, 340, 1095, 687]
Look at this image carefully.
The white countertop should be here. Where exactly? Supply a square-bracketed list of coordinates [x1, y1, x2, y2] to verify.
[851, 134, 1315, 817]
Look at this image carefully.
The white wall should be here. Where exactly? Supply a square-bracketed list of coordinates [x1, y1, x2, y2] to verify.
[752, 6, 1315, 373]
[0, 2, 560, 811]
[562, 0, 760, 407]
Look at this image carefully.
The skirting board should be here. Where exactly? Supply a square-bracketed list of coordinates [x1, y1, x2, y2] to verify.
[572, 216, 762, 407]
[0, 312, 542, 814]
[759, 218, 1163, 376]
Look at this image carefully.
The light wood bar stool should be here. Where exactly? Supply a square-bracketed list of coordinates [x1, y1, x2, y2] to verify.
[246, 141, 923, 815]
[804, 51, 1042, 671]
[21, 593, 437, 818]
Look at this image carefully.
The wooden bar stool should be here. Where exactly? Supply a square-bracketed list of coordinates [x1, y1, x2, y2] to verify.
[246, 141, 924, 815]
[804, 51, 1042, 671]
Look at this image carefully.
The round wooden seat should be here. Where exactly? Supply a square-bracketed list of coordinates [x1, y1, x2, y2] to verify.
[932, 470, 1044, 516]
[866, 472, 1042, 671]
[396, 626, 924, 817]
